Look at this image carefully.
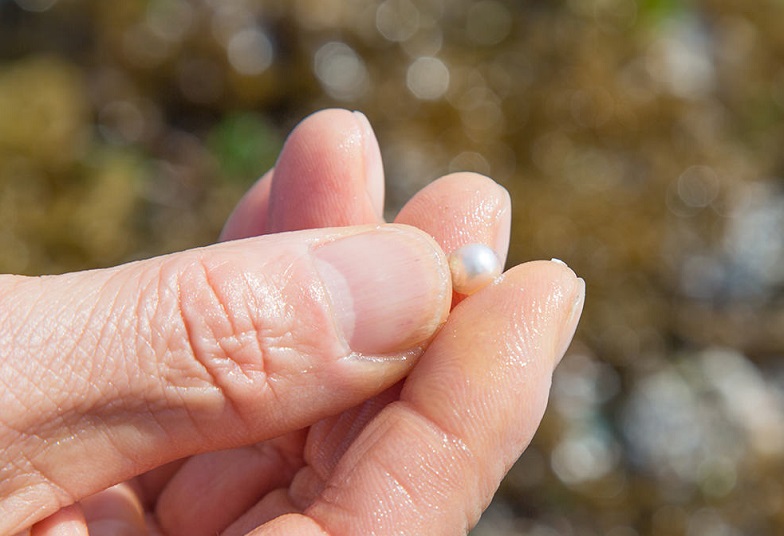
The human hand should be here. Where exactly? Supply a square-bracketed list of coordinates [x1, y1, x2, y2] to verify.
[10, 110, 584, 535]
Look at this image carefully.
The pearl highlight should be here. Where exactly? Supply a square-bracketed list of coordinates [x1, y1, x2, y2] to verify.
[448, 243, 502, 295]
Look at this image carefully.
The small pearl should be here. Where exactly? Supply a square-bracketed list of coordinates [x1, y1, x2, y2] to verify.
[448, 243, 502, 295]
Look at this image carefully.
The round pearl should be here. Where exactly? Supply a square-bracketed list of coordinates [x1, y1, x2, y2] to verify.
[448, 243, 502, 295]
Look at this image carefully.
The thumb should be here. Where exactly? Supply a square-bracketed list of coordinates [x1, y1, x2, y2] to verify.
[0, 224, 450, 533]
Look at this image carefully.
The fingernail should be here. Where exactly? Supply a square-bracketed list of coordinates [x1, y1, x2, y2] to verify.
[554, 276, 585, 364]
[493, 185, 512, 263]
[353, 111, 385, 218]
[315, 227, 450, 355]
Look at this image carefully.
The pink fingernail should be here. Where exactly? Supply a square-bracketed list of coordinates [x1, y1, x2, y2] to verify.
[555, 276, 585, 364]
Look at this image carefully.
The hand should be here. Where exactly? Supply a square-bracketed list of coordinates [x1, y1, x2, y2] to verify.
[8, 110, 584, 535]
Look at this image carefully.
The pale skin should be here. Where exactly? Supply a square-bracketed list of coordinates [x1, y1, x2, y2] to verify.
[2, 109, 585, 535]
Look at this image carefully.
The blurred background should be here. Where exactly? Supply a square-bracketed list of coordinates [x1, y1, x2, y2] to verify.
[1, 0, 783, 534]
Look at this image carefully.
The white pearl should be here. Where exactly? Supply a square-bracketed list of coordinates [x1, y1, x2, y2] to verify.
[448, 243, 502, 295]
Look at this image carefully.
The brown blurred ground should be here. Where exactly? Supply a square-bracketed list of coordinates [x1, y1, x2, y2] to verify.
[2, 1, 784, 534]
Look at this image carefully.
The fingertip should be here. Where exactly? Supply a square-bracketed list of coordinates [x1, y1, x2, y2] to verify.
[269, 109, 384, 231]
[503, 258, 580, 287]
[283, 108, 358, 149]
[221, 108, 387, 241]
[494, 259, 585, 365]
[396, 172, 512, 264]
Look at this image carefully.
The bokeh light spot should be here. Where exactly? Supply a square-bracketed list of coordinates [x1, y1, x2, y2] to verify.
[647, 15, 716, 98]
[314, 42, 370, 101]
[228, 28, 275, 76]
[406, 56, 449, 100]
[677, 165, 719, 209]
[376, 0, 420, 42]
[551, 430, 618, 485]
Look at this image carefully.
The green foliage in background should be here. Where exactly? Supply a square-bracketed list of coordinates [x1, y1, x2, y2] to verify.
[209, 112, 282, 186]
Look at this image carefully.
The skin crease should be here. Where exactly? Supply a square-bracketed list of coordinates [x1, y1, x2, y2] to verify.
[22, 109, 585, 535]
[3, 223, 452, 532]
